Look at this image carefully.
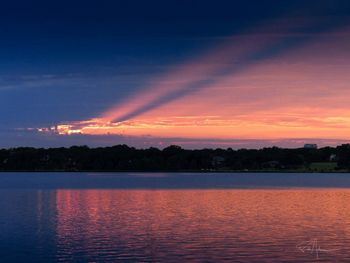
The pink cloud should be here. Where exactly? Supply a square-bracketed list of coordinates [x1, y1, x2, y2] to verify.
[35, 24, 350, 145]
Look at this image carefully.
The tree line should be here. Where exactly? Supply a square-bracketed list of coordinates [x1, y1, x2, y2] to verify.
[1, 144, 350, 172]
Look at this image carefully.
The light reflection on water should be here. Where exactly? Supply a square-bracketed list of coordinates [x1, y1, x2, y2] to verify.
[1, 173, 350, 262]
[53, 190, 350, 262]
[2, 190, 350, 262]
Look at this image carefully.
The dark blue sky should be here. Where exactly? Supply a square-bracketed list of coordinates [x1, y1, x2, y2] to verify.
[1, 0, 350, 148]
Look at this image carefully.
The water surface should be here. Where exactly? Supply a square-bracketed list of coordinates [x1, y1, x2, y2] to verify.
[1, 172, 350, 262]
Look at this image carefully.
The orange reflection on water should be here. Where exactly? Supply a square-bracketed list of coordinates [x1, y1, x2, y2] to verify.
[55, 190, 350, 262]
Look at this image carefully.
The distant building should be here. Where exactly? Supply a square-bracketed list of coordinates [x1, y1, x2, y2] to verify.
[304, 144, 318, 149]
[211, 156, 225, 167]
[262, 160, 281, 169]
[329, 154, 337, 162]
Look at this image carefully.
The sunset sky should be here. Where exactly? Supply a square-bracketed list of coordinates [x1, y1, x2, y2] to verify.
[1, 0, 350, 148]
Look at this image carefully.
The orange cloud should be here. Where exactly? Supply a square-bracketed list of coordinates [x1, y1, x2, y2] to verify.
[37, 25, 350, 144]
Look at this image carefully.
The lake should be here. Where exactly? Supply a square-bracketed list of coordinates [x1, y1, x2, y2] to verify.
[1, 172, 350, 262]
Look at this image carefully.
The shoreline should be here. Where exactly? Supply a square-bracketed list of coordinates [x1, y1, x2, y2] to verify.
[0, 170, 349, 173]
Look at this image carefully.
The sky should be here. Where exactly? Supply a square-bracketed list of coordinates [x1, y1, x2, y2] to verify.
[1, 0, 350, 149]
